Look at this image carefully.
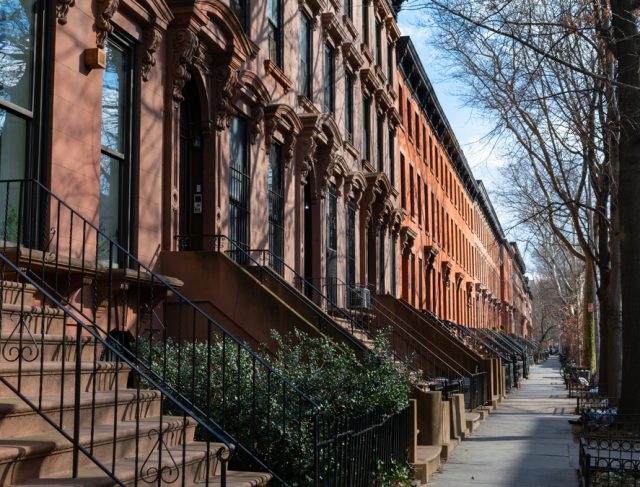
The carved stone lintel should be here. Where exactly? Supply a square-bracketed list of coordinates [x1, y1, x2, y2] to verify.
[56, 0, 75, 25]
[172, 29, 199, 102]
[213, 65, 240, 130]
[142, 27, 162, 82]
[96, 0, 119, 49]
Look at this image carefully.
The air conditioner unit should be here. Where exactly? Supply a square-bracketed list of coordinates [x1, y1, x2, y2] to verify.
[348, 286, 372, 311]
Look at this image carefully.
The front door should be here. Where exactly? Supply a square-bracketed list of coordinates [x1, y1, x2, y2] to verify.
[178, 77, 203, 250]
[325, 185, 338, 305]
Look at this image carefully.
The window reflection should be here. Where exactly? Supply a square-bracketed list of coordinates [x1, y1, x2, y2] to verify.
[0, 0, 35, 132]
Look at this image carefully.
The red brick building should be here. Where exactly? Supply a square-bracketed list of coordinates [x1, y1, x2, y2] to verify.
[395, 37, 531, 333]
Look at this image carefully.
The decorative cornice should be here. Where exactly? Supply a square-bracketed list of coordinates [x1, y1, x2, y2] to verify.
[342, 42, 365, 70]
[297, 135, 317, 185]
[142, 27, 162, 82]
[400, 225, 417, 254]
[264, 60, 293, 93]
[56, 0, 75, 25]
[322, 12, 348, 45]
[342, 15, 359, 40]
[95, 0, 119, 49]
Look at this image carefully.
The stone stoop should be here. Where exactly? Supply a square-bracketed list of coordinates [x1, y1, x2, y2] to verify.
[0, 280, 271, 487]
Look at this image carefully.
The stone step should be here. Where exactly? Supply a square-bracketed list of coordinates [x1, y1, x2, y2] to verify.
[0, 361, 130, 397]
[0, 334, 100, 363]
[0, 415, 197, 484]
[465, 411, 482, 434]
[1, 304, 67, 336]
[413, 445, 442, 484]
[10, 442, 270, 487]
[0, 281, 36, 308]
[0, 389, 161, 438]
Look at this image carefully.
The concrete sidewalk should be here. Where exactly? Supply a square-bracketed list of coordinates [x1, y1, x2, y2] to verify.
[429, 357, 578, 487]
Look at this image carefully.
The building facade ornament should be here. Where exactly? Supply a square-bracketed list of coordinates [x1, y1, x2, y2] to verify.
[95, 0, 119, 49]
[212, 65, 240, 130]
[56, 0, 75, 25]
[142, 27, 162, 82]
[172, 28, 199, 102]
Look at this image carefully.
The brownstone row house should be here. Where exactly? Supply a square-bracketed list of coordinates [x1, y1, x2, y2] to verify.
[0, 0, 533, 485]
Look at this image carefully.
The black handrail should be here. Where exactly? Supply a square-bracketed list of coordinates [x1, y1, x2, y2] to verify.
[0, 178, 320, 485]
[0, 252, 233, 486]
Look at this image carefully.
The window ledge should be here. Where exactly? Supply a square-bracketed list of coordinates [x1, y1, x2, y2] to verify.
[264, 60, 292, 92]
[298, 95, 318, 113]
[344, 140, 360, 158]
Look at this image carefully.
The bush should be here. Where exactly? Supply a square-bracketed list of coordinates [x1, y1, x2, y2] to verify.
[136, 328, 411, 485]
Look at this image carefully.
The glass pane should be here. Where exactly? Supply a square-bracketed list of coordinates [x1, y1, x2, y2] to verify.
[0, 108, 27, 178]
[101, 42, 126, 153]
[99, 153, 121, 258]
[0, 0, 35, 109]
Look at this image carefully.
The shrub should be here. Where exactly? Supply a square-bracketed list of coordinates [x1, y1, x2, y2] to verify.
[136, 328, 411, 485]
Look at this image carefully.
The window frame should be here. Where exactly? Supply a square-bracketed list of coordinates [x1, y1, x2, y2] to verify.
[99, 31, 138, 263]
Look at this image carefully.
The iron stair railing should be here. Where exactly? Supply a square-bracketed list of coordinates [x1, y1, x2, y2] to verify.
[0, 178, 321, 486]
[0, 252, 235, 486]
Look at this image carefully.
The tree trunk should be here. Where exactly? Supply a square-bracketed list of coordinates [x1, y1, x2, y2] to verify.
[583, 258, 597, 372]
[612, 0, 640, 415]
[607, 213, 622, 400]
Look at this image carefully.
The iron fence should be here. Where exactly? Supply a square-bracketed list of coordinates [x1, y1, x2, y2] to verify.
[315, 405, 412, 487]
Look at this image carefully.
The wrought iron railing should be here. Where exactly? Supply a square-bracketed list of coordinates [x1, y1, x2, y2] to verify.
[579, 435, 640, 487]
[0, 253, 236, 486]
[0, 178, 321, 485]
[316, 405, 412, 486]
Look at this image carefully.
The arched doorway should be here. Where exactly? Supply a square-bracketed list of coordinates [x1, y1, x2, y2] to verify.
[178, 77, 203, 250]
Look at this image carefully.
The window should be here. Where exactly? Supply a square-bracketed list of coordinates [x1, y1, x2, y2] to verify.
[346, 201, 356, 287]
[229, 116, 250, 258]
[344, 0, 352, 19]
[375, 20, 382, 65]
[415, 113, 420, 148]
[418, 257, 423, 308]
[406, 100, 412, 137]
[387, 41, 393, 80]
[326, 185, 338, 303]
[323, 43, 334, 113]
[378, 227, 385, 294]
[417, 175, 422, 225]
[231, 0, 249, 33]
[0, 0, 47, 239]
[389, 129, 395, 187]
[377, 114, 384, 172]
[362, 3, 369, 45]
[268, 0, 283, 67]
[398, 86, 403, 119]
[400, 154, 406, 209]
[424, 182, 429, 232]
[345, 71, 353, 141]
[409, 165, 414, 217]
[300, 13, 312, 99]
[411, 253, 416, 306]
[268, 143, 284, 274]
[390, 237, 397, 296]
[362, 95, 371, 160]
[99, 36, 135, 262]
